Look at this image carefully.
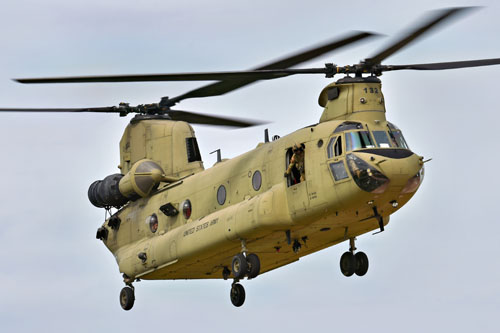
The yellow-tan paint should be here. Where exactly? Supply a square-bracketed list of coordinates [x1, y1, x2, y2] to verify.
[99, 81, 423, 281]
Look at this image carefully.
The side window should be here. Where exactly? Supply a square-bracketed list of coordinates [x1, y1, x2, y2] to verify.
[329, 162, 349, 181]
[327, 135, 343, 158]
[285, 144, 306, 186]
[334, 136, 343, 156]
[327, 136, 337, 158]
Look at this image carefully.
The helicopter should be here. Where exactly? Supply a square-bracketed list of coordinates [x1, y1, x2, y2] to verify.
[2, 6, 500, 311]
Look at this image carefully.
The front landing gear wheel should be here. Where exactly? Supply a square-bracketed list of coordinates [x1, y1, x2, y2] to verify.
[340, 252, 356, 277]
[355, 251, 369, 276]
[230, 283, 246, 307]
[232, 253, 248, 279]
[120, 286, 135, 311]
[246, 253, 260, 279]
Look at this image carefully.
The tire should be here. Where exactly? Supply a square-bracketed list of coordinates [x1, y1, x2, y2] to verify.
[230, 283, 246, 307]
[120, 286, 135, 311]
[246, 253, 261, 279]
[340, 252, 356, 277]
[232, 253, 248, 279]
[355, 252, 369, 276]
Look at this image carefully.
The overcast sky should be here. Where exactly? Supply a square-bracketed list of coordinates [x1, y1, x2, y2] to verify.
[1, 1, 499, 332]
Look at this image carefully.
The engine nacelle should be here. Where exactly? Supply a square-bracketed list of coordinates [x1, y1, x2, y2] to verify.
[88, 159, 165, 208]
[119, 159, 164, 198]
[88, 174, 128, 208]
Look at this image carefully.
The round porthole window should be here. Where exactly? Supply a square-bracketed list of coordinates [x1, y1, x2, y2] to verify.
[148, 214, 158, 233]
[182, 200, 192, 219]
[252, 171, 262, 191]
[217, 185, 226, 205]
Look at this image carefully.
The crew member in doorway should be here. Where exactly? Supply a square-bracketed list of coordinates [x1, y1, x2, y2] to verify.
[284, 143, 305, 184]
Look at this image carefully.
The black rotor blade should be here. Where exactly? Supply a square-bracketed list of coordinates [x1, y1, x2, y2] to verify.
[169, 31, 377, 104]
[0, 106, 265, 127]
[0, 106, 119, 113]
[381, 58, 500, 71]
[15, 68, 329, 84]
[15, 31, 375, 85]
[168, 110, 265, 127]
[365, 7, 477, 66]
[14, 32, 374, 85]
[15, 72, 288, 84]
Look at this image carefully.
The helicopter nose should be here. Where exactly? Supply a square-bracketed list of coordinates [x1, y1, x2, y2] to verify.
[347, 149, 423, 195]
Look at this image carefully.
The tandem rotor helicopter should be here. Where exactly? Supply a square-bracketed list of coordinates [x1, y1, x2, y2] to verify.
[1, 7, 499, 311]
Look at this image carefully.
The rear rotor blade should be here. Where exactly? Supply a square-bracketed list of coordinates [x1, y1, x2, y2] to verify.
[0, 105, 266, 127]
[365, 7, 477, 67]
[381, 58, 500, 71]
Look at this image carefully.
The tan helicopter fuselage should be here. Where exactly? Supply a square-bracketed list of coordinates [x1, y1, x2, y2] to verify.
[98, 77, 424, 281]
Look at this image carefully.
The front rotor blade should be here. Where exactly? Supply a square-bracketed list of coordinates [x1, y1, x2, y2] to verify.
[365, 7, 477, 66]
[168, 110, 265, 127]
[15, 31, 375, 85]
[169, 31, 377, 104]
[254, 31, 377, 70]
[15, 69, 329, 84]
[381, 58, 500, 71]
[0, 106, 119, 113]
[15, 71, 290, 84]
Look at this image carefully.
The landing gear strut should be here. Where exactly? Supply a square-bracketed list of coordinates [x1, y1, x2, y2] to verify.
[228, 242, 261, 307]
[339, 237, 369, 277]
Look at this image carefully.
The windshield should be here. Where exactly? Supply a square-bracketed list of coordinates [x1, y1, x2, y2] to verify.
[387, 122, 409, 149]
[372, 131, 391, 148]
[345, 131, 376, 151]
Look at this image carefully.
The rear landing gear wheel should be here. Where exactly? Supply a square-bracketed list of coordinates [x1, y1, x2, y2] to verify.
[246, 253, 260, 279]
[230, 283, 246, 307]
[232, 253, 248, 279]
[355, 251, 369, 276]
[120, 286, 135, 311]
[340, 252, 356, 277]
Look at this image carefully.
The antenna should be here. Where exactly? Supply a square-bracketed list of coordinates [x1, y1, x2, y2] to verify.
[210, 149, 222, 163]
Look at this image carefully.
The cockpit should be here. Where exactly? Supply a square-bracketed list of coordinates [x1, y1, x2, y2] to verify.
[326, 121, 421, 194]
[327, 121, 410, 158]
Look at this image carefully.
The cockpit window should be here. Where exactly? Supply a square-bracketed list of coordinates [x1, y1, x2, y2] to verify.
[327, 136, 336, 158]
[334, 121, 363, 133]
[372, 131, 391, 148]
[387, 122, 409, 149]
[327, 136, 343, 158]
[345, 131, 375, 151]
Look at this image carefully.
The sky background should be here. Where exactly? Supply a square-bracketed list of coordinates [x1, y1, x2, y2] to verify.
[0, 0, 499, 332]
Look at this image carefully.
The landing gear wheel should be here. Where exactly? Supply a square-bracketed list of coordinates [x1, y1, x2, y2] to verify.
[340, 252, 356, 277]
[232, 253, 248, 279]
[246, 253, 261, 279]
[230, 283, 246, 307]
[355, 251, 369, 276]
[120, 286, 135, 311]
